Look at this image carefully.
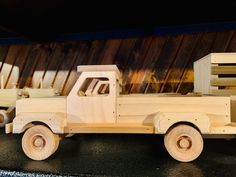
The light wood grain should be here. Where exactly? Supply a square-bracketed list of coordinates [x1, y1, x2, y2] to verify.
[211, 66, 236, 75]
[164, 124, 203, 162]
[194, 54, 211, 94]
[0, 89, 19, 107]
[194, 53, 236, 95]
[16, 98, 66, 115]
[24, 88, 56, 98]
[64, 123, 154, 134]
[231, 96, 236, 122]
[210, 53, 236, 63]
[22, 125, 59, 160]
[8, 63, 236, 162]
[212, 89, 236, 95]
[67, 71, 117, 124]
[211, 78, 236, 86]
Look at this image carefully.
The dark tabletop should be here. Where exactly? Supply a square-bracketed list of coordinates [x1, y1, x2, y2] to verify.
[0, 129, 236, 177]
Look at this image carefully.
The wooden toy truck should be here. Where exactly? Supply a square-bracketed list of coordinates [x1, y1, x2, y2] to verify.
[0, 76, 57, 127]
[5, 53, 236, 162]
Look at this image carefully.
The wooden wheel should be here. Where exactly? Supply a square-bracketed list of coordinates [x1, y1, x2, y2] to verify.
[22, 125, 60, 161]
[0, 110, 9, 127]
[164, 124, 203, 162]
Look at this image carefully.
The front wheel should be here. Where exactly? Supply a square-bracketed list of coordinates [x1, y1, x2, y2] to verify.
[164, 124, 203, 162]
[22, 125, 60, 160]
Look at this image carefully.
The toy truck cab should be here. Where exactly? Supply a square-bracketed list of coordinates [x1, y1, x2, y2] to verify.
[67, 65, 120, 124]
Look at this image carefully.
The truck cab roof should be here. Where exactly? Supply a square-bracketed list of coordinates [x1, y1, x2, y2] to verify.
[77, 65, 120, 76]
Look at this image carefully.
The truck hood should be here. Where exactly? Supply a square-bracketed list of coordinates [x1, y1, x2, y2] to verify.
[16, 97, 67, 115]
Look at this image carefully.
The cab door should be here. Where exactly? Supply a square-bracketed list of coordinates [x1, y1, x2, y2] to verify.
[67, 72, 117, 124]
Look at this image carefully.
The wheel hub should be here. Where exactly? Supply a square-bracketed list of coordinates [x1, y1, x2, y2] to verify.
[33, 136, 45, 149]
[177, 136, 192, 150]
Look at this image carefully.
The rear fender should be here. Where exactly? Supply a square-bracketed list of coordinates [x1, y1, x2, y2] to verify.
[153, 112, 210, 134]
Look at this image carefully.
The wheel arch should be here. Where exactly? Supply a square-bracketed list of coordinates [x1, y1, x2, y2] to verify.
[21, 121, 54, 133]
[166, 121, 202, 134]
[12, 112, 66, 134]
[154, 112, 210, 134]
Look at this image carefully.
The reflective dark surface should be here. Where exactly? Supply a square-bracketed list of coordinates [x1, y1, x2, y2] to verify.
[1, 130, 236, 177]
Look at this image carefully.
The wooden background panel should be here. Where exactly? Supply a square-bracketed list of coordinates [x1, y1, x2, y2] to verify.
[0, 31, 236, 95]
[177, 32, 217, 94]
[162, 33, 200, 93]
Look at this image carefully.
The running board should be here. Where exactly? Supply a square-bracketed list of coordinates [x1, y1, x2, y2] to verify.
[210, 123, 236, 134]
[64, 123, 154, 134]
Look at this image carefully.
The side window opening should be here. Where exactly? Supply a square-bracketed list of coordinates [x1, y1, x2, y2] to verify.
[78, 77, 109, 96]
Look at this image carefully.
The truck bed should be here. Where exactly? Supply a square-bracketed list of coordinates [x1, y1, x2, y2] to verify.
[117, 95, 231, 126]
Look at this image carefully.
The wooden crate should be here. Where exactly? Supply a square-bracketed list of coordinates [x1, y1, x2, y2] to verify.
[194, 53, 236, 95]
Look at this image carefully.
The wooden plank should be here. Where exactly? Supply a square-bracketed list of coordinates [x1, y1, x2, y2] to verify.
[211, 65, 236, 75]
[212, 89, 236, 95]
[120, 38, 144, 94]
[42, 44, 64, 88]
[86, 40, 107, 65]
[129, 37, 153, 93]
[118, 103, 229, 117]
[1, 45, 21, 88]
[231, 96, 236, 122]
[146, 35, 184, 93]
[193, 53, 211, 94]
[0, 89, 19, 107]
[117, 96, 230, 125]
[53, 43, 80, 94]
[30, 44, 52, 88]
[226, 32, 236, 52]
[99, 39, 122, 64]
[65, 123, 154, 134]
[211, 78, 236, 86]
[210, 124, 236, 134]
[61, 43, 90, 95]
[162, 34, 200, 92]
[113, 38, 139, 94]
[118, 96, 230, 108]
[211, 53, 236, 64]
[211, 31, 235, 52]
[6, 45, 32, 88]
[77, 65, 119, 73]
[0, 45, 9, 73]
[118, 95, 230, 106]
[16, 97, 66, 114]
[24, 88, 55, 97]
[117, 115, 153, 125]
[131, 36, 166, 93]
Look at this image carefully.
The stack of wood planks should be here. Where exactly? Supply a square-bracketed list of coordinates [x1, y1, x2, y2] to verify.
[194, 53, 236, 95]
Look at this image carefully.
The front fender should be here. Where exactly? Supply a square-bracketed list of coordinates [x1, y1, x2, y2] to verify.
[153, 112, 210, 134]
[12, 112, 66, 134]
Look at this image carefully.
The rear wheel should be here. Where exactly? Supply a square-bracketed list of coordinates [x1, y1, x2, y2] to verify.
[22, 125, 60, 160]
[164, 124, 203, 162]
